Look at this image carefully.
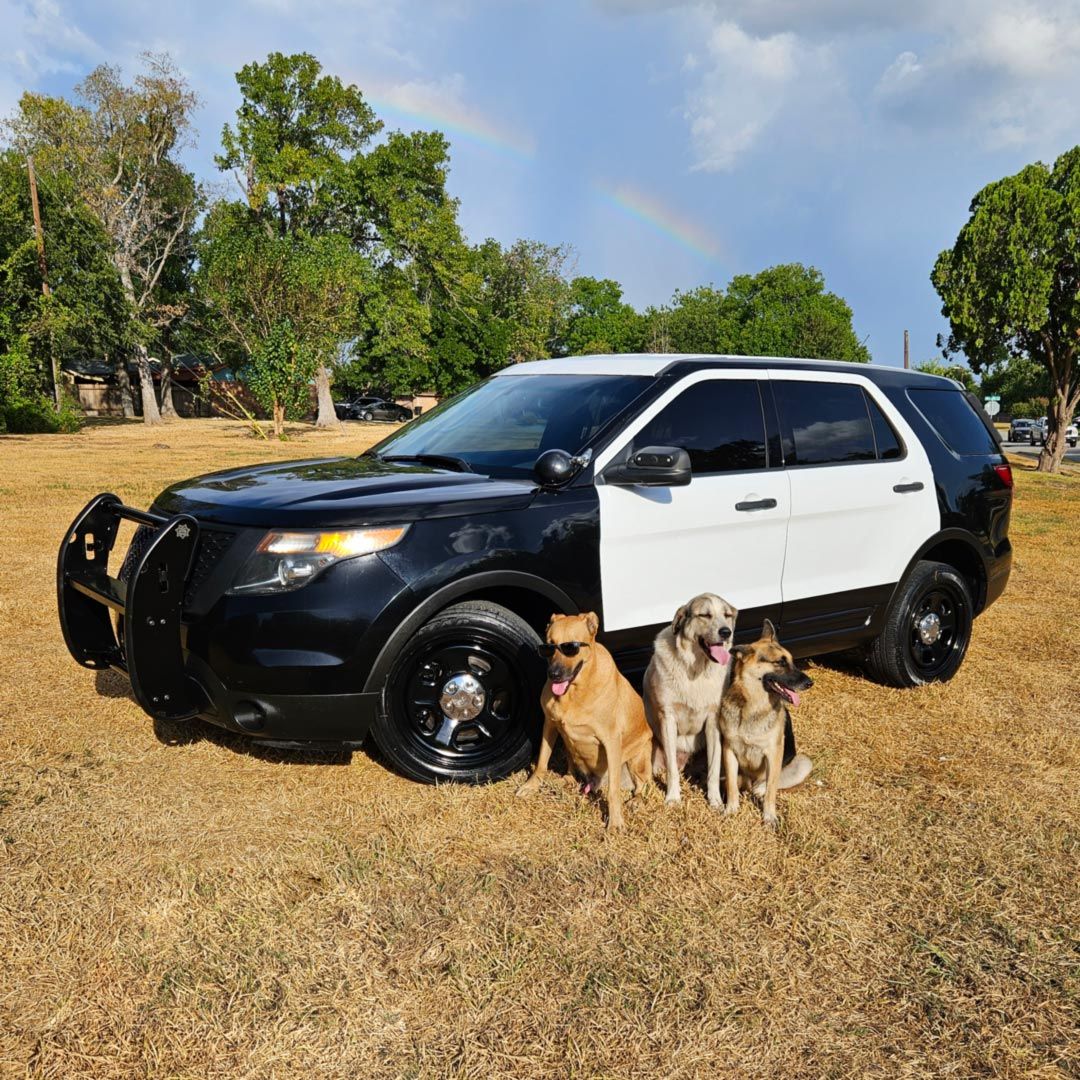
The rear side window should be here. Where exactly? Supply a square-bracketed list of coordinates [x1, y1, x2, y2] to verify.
[773, 381, 876, 465]
[631, 379, 768, 474]
[865, 392, 904, 460]
[907, 388, 1000, 456]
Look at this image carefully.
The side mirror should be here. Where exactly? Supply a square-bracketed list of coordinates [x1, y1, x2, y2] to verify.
[603, 445, 692, 487]
[534, 448, 577, 487]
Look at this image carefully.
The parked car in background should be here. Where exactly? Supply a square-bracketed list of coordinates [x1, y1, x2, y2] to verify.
[1030, 416, 1078, 447]
[335, 396, 413, 423]
[1008, 417, 1034, 442]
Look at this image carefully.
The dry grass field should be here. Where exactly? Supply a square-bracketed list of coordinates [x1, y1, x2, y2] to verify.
[1, 418, 1078, 1079]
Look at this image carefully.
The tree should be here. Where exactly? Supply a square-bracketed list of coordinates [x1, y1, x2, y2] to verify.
[933, 148, 1080, 472]
[0, 149, 130, 425]
[214, 52, 472, 418]
[915, 359, 979, 394]
[559, 277, 646, 355]
[8, 54, 201, 424]
[194, 205, 368, 435]
[645, 265, 870, 361]
[977, 355, 1049, 415]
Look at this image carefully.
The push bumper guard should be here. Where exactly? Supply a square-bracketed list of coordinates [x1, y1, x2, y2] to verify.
[57, 493, 202, 722]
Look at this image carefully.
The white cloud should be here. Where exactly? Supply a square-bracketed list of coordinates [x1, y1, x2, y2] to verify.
[632, 0, 1080, 170]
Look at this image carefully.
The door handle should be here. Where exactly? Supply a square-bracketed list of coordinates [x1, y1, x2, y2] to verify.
[893, 482, 924, 494]
[735, 498, 778, 511]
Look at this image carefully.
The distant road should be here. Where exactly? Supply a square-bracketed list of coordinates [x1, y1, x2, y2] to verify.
[1003, 439, 1080, 464]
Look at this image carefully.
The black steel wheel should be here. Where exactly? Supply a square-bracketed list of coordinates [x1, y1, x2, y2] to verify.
[866, 560, 974, 688]
[369, 601, 545, 784]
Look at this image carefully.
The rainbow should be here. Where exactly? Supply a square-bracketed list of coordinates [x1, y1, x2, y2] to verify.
[365, 79, 535, 162]
[593, 182, 722, 260]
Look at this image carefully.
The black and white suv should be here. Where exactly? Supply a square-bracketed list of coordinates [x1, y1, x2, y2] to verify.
[58, 354, 1013, 784]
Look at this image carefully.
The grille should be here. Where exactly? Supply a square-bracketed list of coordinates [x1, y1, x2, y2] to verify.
[118, 522, 236, 607]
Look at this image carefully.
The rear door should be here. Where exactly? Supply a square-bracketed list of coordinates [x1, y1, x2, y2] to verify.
[595, 370, 789, 636]
[772, 373, 939, 644]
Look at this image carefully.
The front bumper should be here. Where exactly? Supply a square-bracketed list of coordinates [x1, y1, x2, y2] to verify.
[58, 494, 397, 746]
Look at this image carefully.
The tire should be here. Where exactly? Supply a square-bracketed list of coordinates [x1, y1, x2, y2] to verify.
[369, 601, 545, 784]
[866, 560, 974, 688]
[362, 410, 374, 422]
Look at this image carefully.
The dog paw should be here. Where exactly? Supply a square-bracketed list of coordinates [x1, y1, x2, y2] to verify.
[762, 812, 779, 830]
[515, 781, 539, 798]
[664, 790, 682, 806]
[722, 802, 739, 817]
[606, 817, 626, 832]
[707, 795, 724, 811]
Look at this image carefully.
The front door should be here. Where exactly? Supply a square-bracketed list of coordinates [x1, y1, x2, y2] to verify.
[594, 370, 790, 638]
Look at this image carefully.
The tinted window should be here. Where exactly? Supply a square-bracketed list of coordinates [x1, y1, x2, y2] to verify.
[907, 388, 1000, 456]
[773, 381, 876, 465]
[866, 391, 903, 460]
[631, 379, 767, 473]
[373, 374, 648, 478]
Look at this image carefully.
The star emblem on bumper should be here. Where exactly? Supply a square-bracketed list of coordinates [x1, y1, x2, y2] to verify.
[175, 523, 191, 540]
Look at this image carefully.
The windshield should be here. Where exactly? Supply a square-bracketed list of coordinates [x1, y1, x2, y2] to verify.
[371, 374, 650, 478]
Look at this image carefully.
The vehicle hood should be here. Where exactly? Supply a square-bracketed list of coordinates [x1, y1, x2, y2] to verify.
[152, 455, 538, 528]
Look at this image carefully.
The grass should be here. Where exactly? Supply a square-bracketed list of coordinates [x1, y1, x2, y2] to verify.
[1, 418, 1078, 1078]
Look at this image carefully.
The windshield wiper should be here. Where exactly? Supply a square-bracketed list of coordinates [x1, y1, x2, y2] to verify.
[378, 453, 474, 473]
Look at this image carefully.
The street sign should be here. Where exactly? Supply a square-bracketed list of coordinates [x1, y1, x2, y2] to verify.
[984, 400, 1001, 417]
[986, 394, 1000, 402]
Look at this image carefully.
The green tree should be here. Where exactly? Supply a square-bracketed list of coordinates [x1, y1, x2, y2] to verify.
[977, 355, 1049, 415]
[933, 147, 1080, 472]
[915, 359, 979, 394]
[0, 150, 130, 427]
[194, 205, 368, 435]
[645, 265, 869, 361]
[8, 54, 202, 424]
[212, 52, 471, 414]
[559, 277, 645, 355]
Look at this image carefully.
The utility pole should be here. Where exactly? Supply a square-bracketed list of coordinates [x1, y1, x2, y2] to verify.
[26, 156, 62, 411]
[903, 328, 910, 370]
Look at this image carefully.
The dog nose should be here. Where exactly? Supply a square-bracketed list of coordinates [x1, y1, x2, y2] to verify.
[718, 626, 732, 641]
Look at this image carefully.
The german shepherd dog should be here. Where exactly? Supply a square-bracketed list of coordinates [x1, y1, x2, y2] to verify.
[516, 612, 654, 830]
[714, 619, 813, 827]
[644, 593, 736, 805]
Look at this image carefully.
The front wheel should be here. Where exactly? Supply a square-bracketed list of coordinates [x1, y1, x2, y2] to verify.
[866, 561, 974, 688]
[369, 601, 545, 784]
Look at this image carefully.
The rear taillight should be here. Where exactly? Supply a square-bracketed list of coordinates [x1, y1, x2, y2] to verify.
[993, 463, 1013, 488]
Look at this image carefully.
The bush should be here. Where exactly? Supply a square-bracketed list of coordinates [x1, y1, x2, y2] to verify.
[0, 391, 83, 434]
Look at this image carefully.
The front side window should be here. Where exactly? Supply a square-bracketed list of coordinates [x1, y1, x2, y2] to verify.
[371, 374, 649, 478]
[773, 381, 877, 466]
[630, 379, 768, 474]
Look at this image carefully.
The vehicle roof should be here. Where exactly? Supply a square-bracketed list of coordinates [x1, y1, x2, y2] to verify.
[497, 354, 960, 389]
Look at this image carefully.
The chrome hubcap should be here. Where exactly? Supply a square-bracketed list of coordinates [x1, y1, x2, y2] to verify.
[916, 611, 942, 645]
[439, 672, 486, 723]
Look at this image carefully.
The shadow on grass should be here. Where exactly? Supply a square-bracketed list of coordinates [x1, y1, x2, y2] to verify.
[94, 668, 353, 766]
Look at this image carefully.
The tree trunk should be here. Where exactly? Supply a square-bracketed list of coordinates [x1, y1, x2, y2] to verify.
[135, 344, 163, 425]
[314, 365, 340, 429]
[272, 400, 285, 438]
[1036, 384, 1078, 473]
[114, 354, 136, 418]
[159, 357, 179, 419]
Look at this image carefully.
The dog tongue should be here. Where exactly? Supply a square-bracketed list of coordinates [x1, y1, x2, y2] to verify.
[786, 689, 801, 707]
[707, 644, 731, 665]
[551, 680, 570, 697]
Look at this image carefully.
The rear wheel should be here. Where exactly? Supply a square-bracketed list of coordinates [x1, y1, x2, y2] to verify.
[866, 560, 974, 688]
[369, 601, 545, 784]
[362, 410, 374, 422]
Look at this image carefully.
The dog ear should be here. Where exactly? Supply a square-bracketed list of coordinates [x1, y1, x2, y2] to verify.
[761, 619, 777, 641]
[583, 611, 600, 637]
[730, 644, 751, 662]
[672, 603, 688, 637]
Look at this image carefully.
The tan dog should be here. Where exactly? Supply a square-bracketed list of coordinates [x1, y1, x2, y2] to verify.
[644, 593, 737, 805]
[516, 612, 653, 830]
[714, 620, 813, 827]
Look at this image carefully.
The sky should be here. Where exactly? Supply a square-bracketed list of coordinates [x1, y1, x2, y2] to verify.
[4, 0, 1080, 370]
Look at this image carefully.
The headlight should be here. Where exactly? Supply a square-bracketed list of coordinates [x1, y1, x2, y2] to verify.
[229, 526, 408, 595]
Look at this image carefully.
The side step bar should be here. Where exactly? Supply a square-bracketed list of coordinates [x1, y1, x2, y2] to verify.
[57, 493, 203, 722]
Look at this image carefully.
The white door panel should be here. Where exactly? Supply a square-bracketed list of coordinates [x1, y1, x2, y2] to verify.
[595, 370, 789, 633]
[598, 473, 790, 631]
[775, 373, 939, 601]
